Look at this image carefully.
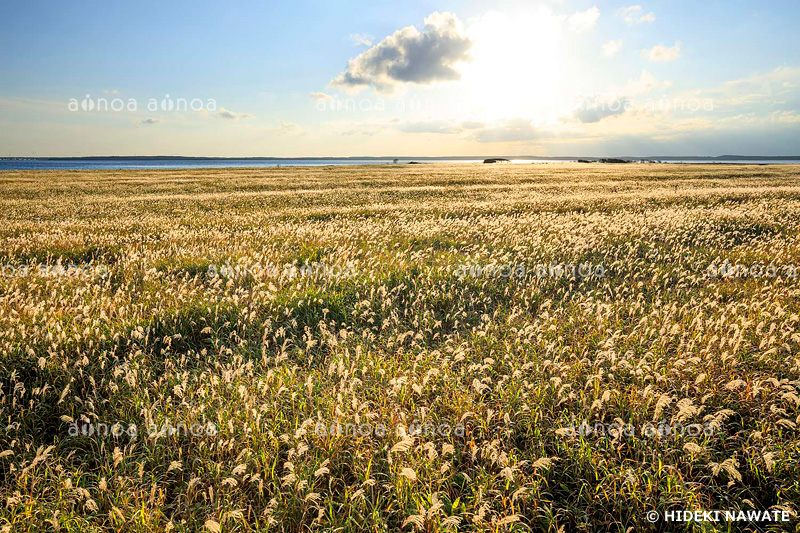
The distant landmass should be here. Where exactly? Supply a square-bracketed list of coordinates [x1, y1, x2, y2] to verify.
[3, 155, 799, 171]
[3, 155, 800, 161]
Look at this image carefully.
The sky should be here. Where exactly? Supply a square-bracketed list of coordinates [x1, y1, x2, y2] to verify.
[1, 0, 799, 157]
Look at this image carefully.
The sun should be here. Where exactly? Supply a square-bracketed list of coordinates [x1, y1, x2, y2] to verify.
[460, 9, 565, 124]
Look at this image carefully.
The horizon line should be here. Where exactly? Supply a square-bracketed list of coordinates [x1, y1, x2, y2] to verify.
[3, 154, 800, 161]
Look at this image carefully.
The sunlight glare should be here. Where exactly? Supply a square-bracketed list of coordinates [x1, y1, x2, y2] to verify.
[461, 9, 565, 123]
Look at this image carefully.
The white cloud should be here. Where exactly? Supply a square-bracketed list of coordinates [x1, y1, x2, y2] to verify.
[619, 69, 671, 96]
[638, 12, 656, 23]
[103, 89, 120, 95]
[349, 33, 374, 47]
[331, 12, 472, 93]
[771, 110, 800, 124]
[706, 66, 800, 109]
[309, 91, 334, 102]
[602, 39, 623, 57]
[215, 107, 253, 119]
[568, 6, 600, 33]
[646, 42, 681, 62]
[619, 5, 656, 25]
[476, 119, 544, 142]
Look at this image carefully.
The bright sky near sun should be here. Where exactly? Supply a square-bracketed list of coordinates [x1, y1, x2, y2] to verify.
[1, 0, 799, 156]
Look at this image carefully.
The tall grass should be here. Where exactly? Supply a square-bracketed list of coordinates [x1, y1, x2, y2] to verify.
[0, 163, 798, 531]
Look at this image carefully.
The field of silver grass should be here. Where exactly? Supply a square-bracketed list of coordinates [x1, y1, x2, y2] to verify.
[0, 163, 799, 532]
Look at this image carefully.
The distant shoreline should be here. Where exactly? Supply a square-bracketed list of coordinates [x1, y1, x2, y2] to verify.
[3, 158, 800, 171]
[3, 155, 800, 162]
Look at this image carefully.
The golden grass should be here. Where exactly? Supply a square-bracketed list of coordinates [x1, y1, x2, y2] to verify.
[0, 163, 799, 532]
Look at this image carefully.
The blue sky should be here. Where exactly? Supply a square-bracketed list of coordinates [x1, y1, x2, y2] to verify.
[1, 0, 799, 156]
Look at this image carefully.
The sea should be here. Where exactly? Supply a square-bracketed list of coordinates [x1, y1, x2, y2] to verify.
[1, 158, 799, 171]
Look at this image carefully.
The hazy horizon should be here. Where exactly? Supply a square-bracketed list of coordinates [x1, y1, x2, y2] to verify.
[5, 154, 800, 160]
